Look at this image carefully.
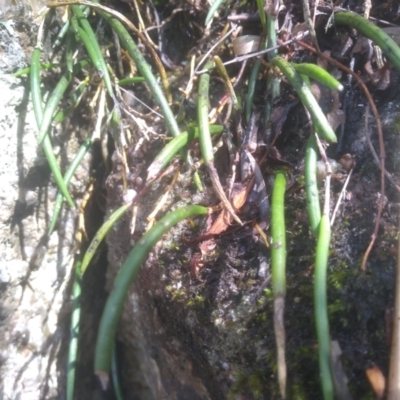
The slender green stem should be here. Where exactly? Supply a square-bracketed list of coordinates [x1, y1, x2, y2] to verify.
[245, 58, 263, 124]
[256, 0, 267, 32]
[66, 258, 82, 400]
[30, 48, 43, 125]
[53, 77, 89, 123]
[100, 11, 203, 190]
[147, 125, 223, 181]
[335, 11, 400, 73]
[94, 206, 208, 386]
[198, 64, 215, 165]
[71, 5, 115, 98]
[246, 0, 268, 123]
[264, 13, 280, 122]
[53, 19, 71, 48]
[300, 73, 311, 89]
[271, 56, 337, 143]
[118, 77, 145, 85]
[305, 134, 321, 237]
[30, 47, 75, 207]
[81, 204, 130, 275]
[36, 56, 90, 213]
[65, 31, 75, 73]
[49, 138, 93, 235]
[99, 13, 180, 138]
[213, 56, 238, 109]
[53, 5, 91, 48]
[38, 71, 72, 143]
[197, 64, 242, 224]
[266, 14, 277, 61]
[205, 0, 226, 25]
[14, 62, 60, 77]
[314, 173, 334, 400]
[111, 346, 124, 400]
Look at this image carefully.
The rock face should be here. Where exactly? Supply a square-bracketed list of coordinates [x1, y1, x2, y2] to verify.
[103, 103, 400, 399]
[0, 13, 89, 400]
[1, 4, 399, 400]
[103, 157, 277, 400]
[0, 24, 68, 400]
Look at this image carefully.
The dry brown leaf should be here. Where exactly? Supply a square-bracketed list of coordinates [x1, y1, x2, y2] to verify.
[232, 35, 260, 56]
[365, 365, 386, 400]
[327, 102, 345, 132]
[232, 184, 250, 210]
[205, 210, 231, 236]
[201, 183, 252, 239]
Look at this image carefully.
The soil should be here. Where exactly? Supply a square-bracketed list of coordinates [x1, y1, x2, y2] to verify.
[1, 1, 400, 399]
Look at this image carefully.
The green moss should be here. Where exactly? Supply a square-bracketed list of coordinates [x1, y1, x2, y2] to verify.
[392, 113, 400, 132]
[263, 288, 274, 301]
[290, 383, 307, 399]
[228, 369, 267, 399]
[187, 295, 205, 307]
[165, 285, 187, 301]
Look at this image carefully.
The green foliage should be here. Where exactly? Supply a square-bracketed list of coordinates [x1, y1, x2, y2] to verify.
[23, 3, 400, 399]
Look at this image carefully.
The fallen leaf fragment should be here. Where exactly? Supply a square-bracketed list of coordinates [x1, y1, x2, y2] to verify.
[365, 365, 386, 400]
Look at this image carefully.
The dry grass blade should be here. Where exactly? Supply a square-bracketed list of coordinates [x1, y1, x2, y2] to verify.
[197, 62, 242, 225]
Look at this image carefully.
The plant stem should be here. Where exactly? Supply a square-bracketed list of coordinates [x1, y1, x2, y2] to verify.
[49, 138, 92, 234]
[66, 258, 82, 400]
[30, 47, 75, 207]
[198, 63, 242, 224]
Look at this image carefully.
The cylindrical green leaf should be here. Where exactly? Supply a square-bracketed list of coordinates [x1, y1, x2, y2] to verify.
[94, 206, 208, 378]
[271, 56, 337, 143]
[305, 134, 321, 237]
[335, 11, 400, 73]
[197, 65, 214, 165]
[271, 170, 287, 296]
[292, 63, 343, 91]
[314, 213, 333, 400]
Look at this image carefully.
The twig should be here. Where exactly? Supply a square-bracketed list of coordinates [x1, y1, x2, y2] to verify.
[194, 24, 237, 74]
[302, 0, 320, 53]
[144, 8, 184, 32]
[330, 168, 353, 226]
[132, 0, 158, 49]
[364, 106, 400, 192]
[197, 62, 242, 225]
[387, 209, 400, 399]
[220, 31, 310, 67]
